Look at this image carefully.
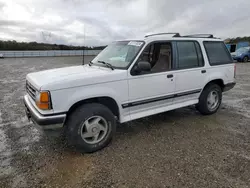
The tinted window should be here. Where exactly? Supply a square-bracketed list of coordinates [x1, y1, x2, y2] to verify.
[176, 41, 200, 69]
[203, 41, 233, 65]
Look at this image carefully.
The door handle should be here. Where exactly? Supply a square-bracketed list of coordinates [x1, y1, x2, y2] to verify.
[201, 70, 206, 73]
[167, 74, 173, 78]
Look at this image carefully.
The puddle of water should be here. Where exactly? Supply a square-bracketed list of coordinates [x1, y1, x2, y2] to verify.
[0, 128, 13, 176]
[10, 116, 41, 147]
[11, 117, 31, 129]
[0, 113, 41, 179]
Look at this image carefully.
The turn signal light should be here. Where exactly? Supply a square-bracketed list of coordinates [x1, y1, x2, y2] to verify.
[40, 92, 50, 103]
[36, 91, 51, 110]
[36, 102, 50, 110]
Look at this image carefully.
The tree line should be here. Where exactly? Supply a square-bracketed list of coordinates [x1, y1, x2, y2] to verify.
[0, 40, 106, 51]
[225, 36, 250, 44]
[1, 37, 249, 51]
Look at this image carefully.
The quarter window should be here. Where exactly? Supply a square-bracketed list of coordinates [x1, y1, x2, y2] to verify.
[203, 41, 233, 65]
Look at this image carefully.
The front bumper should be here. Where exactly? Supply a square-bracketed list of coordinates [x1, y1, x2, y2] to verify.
[23, 95, 66, 129]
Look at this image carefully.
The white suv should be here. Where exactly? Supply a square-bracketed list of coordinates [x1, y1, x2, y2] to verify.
[24, 33, 236, 152]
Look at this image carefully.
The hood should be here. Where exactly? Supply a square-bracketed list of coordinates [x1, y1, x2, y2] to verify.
[231, 51, 244, 56]
[26, 65, 127, 90]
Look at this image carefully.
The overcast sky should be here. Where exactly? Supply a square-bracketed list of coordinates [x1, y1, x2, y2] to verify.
[0, 0, 249, 46]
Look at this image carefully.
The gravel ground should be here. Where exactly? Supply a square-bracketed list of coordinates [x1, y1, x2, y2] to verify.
[0, 57, 249, 188]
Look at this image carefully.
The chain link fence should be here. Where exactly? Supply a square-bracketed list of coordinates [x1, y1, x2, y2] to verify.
[0, 50, 102, 57]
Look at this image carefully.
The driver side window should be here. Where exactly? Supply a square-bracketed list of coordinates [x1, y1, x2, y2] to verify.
[135, 42, 172, 75]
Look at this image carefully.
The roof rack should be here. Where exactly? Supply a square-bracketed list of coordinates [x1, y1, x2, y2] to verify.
[144, 33, 216, 39]
[145, 32, 180, 38]
[181, 34, 214, 38]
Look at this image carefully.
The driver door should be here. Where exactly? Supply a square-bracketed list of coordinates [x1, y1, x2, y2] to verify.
[126, 42, 176, 120]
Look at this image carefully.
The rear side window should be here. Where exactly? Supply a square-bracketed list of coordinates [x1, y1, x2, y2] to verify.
[176, 41, 204, 69]
[203, 41, 233, 65]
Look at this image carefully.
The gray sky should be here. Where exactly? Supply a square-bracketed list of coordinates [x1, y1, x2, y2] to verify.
[0, 0, 249, 46]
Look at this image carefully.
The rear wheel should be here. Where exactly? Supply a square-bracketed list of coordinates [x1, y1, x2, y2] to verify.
[196, 84, 222, 115]
[243, 56, 248, 63]
[65, 103, 116, 153]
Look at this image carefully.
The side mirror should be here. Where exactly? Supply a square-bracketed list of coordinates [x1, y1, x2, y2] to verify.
[138, 61, 151, 71]
[132, 61, 151, 75]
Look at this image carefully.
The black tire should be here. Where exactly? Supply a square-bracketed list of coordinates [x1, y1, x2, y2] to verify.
[64, 103, 116, 153]
[196, 83, 222, 115]
[243, 56, 248, 63]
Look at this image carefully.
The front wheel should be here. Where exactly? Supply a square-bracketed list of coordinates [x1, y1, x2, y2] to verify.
[196, 84, 222, 115]
[65, 103, 116, 153]
[243, 56, 248, 63]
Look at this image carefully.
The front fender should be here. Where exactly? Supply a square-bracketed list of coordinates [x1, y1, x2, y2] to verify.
[67, 87, 121, 110]
[50, 80, 128, 115]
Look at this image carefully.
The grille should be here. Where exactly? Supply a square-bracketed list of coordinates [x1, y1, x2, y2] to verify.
[26, 81, 37, 101]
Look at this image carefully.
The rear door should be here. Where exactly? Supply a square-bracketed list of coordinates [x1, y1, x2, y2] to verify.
[173, 41, 206, 104]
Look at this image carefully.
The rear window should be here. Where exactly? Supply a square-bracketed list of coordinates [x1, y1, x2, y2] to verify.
[203, 41, 233, 65]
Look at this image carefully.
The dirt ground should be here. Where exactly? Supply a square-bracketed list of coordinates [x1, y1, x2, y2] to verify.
[0, 57, 249, 188]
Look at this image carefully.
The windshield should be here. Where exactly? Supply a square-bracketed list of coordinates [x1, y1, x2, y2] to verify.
[236, 47, 249, 53]
[91, 41, 144, 69]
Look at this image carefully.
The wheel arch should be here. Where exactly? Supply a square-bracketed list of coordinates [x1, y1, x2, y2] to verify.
[202, 79, 225, 93]
[66, 96, 120, 121]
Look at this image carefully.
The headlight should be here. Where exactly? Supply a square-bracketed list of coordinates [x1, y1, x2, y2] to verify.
[35, 91, 52, 110]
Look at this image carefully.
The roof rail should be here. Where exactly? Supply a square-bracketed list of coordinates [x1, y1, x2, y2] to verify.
[145, 32, 180, 38]
[181, 34, 214, 38]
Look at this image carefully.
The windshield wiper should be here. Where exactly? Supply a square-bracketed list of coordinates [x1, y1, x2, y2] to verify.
[98, 61, 114, 70]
